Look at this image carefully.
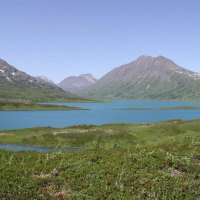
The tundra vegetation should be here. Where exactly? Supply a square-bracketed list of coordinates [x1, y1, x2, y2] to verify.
[0, 102, 84, 111]
[0, 120, 200, 199]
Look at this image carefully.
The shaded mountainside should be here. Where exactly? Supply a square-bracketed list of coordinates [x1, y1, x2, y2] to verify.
[81, 56, 200, 101]
[58, 73, 97, 94]
[0, 58, 81, 101]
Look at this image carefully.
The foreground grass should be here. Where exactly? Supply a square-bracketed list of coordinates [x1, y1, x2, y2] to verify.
[0, 120, 200, 199]
[0, 102, 84, 111]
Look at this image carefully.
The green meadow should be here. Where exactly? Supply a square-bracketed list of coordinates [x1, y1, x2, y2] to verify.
[0, 119, 200, 199]
[0, 102, 84, 111]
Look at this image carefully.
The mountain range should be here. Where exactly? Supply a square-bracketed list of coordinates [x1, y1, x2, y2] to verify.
[1, 55, 200, 102]
[58, 73, 97, 94]
[78, 56, 200, 101]
[0, 59, 80, 101]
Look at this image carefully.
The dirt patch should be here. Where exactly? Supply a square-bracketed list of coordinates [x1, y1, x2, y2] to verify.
[168, 167, 184, 177]
[0, 133, 14, 136]
[33, 168, 60, 179]
[53, 129, 97, 135]
[191, 155, 200, 166]
[105, 129, 114, 134]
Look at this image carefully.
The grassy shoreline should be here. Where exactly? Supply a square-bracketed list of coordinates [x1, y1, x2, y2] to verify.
[0, 119, 200, 147]
[115, 106, 200, 110]
[0, 119, 200, 199]
[0, 102, 86, 111]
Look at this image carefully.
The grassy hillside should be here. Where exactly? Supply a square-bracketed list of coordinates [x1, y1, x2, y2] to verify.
[0, 80, 83, 102]
[86, 76, 200, 102]
[0, 120, 200, 199]
[0, 102, 84, 111]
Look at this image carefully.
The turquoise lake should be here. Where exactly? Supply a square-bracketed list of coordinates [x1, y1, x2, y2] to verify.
[0, 100, 200, 130]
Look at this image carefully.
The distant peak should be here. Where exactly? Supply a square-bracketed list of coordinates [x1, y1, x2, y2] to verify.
[80, 73, 93, 76]
[156, 55, 165, 59]
[136, 55, 153, 60]
[135, 55, 173, 63]
[136, 55, 169, 60]
[0, 58, 8, 65]
[155, 55, 169, 60]
[80, 73, 97, 79]
[154, 56, 175, 65]
[80, 73, 89, 77]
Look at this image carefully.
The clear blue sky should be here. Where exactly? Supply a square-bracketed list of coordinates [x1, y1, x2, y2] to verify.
[0, 0, 199, 83]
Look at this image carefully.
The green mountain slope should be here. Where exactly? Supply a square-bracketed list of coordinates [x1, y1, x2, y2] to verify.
[82, 56, 200, 101]
[0, 58, 81, 101]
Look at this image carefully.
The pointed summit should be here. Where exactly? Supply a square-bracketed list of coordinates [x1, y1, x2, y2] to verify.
[58, 73, 98, 94]
[136, 55, 153, 60]
[80, 55, 200, 101]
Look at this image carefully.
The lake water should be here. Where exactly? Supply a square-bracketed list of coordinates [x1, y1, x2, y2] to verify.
[0, 100, 200, 130]
[0, 144, 81, 152]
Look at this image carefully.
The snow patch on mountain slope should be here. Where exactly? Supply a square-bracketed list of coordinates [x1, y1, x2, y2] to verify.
[35, 76, 55, 84]
[82, 74, 96, 83]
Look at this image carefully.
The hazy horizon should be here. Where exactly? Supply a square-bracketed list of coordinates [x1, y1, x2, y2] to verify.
[0, 0, 199, 83]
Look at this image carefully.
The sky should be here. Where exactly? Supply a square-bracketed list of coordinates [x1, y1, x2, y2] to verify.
[0, 0, 199, 83]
